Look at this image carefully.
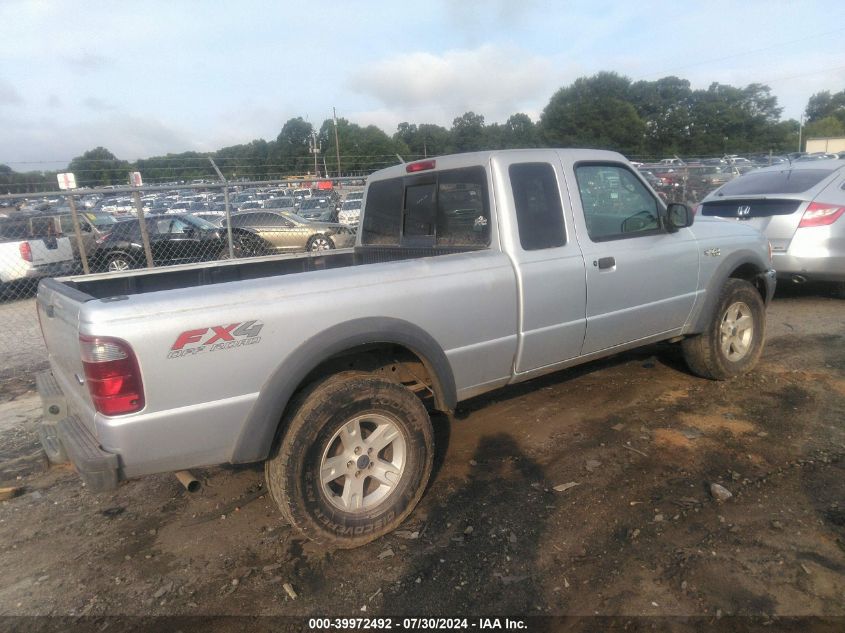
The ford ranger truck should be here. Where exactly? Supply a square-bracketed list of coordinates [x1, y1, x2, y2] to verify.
[35, 149, 776, 548]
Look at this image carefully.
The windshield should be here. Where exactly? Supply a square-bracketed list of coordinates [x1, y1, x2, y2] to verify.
[180, 214, 218, 230]
[717, 169, 835, 196]
[280, 212, 308, 224]
[84, 212, 118, 226]
[341, 200, 362, 210]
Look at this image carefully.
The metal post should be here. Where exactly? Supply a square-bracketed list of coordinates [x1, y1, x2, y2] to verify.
[66, 193, 90, 275]
[798, 115, 804, 152]
[333, 107, 342, 178]
[131, 190, 155, 269]
[209, 159, 235, 259]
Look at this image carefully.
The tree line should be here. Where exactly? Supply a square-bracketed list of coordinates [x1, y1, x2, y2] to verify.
[3, 73, 844, 193]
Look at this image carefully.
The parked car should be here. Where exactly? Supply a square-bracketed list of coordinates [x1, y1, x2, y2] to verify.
[698, 159, 845, 297]
[90, 213, 228, 272]
[337, 199, 362, 225]
[298, 208, 339, 223]
[226, 210, 355, 254]
[0, 214, 75, 295]
[262, 197, 296, 211]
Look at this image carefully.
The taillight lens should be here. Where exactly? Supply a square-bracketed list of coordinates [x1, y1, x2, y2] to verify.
[80, 335, 144, 416]
[19, 242, 32, 262]
[799, 201, 845, 228]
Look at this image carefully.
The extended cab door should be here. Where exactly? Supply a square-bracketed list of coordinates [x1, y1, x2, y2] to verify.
[492, 155, 587, 374]
[562, 160, 699, 355]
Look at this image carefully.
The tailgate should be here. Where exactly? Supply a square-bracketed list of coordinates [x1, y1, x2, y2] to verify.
[36, 280, 96, 429]
[700, 198, 805, 252]
[29, 236, 74, 266]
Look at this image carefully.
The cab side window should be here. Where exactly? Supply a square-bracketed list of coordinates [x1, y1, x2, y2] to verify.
[575, 164, 661, 242]
[509, 162, 566, 250]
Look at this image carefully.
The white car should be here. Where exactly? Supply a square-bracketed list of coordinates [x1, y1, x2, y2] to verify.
[337, 199, 362, 225]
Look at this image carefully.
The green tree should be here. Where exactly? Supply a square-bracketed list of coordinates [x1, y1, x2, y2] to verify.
[803, 115, 845, 140]
[804, 90, 845, 126]
[450, 112, 486, 152]
[540, 72, 645, 155]
[393, 122, 451, 157]
[67, 147, 131, 187]
[629, 76, 693, 156]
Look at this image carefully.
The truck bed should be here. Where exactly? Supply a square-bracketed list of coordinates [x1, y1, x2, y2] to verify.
[59, 245, 480, 300]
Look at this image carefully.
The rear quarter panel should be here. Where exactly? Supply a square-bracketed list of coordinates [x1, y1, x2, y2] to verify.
[78, 250, 518, 476]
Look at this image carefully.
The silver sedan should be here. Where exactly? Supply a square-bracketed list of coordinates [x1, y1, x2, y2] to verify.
[699, 159, 845, 297]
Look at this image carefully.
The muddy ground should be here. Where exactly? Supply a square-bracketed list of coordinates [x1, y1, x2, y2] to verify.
[0, 284, 843, 631]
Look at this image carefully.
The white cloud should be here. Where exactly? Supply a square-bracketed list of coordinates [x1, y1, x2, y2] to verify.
[83, 97, 116, 112]
[0, 78, 23, 106]
[66, 53, 111, 74]
[349, 45, 563, 127]
[0, 113, 198, 167]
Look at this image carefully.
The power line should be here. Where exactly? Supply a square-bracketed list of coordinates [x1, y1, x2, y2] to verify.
[642, 26, 845, 78]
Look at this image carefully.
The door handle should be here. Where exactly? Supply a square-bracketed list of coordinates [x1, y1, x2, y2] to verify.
[595, 256, 616, 270]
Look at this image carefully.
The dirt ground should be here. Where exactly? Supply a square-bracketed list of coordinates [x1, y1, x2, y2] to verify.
[0, 283, 844, 630]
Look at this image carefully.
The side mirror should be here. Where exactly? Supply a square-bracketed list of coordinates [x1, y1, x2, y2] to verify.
[666, 203, 693, 232]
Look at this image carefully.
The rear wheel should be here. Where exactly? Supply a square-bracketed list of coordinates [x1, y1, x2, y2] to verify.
[265, 372, 434, 549]
[682, 278, 766, 380]
[106, 254, 135, 272]
[306, 235, 334, 252]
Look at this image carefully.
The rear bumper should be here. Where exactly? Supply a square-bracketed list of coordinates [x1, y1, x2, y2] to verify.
[773, 252, 845, 282]
[774, 225, 845, 282]
[36, 370, 120, 491]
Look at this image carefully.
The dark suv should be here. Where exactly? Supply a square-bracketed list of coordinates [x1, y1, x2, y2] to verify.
[91, 214, 227, 272]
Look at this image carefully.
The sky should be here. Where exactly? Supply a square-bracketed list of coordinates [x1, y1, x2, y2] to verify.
[1, 0, 844, 169]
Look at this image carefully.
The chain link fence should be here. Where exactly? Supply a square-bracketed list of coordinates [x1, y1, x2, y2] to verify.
[0, 154, 760, 387]
[0, 176, 364, 385]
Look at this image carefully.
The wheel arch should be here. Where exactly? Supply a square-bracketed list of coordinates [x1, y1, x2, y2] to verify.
[688, 250, 774, 334]
[230, 317, 456, 464]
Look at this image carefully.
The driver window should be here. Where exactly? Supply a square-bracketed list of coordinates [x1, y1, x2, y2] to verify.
[574, 164, 660, 242]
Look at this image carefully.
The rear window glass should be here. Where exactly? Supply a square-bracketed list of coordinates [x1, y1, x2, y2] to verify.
[361, 179, 403, 244]
[361, 166, 490, 247]
[717, 169, 834, 195]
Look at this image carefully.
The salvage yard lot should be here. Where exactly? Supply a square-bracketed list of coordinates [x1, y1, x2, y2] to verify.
[0, 285, 843, 623]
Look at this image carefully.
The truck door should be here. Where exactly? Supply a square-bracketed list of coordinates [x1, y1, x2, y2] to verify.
[492, 155, 587, 374]
[563, 160, 699, 355]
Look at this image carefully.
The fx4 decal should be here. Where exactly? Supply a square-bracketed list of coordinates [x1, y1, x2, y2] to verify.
[167, 321, 264, 359]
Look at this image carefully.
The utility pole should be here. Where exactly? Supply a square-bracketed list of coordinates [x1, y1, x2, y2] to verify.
[333, 107, 342, 178]
[309, 131, 321, 178]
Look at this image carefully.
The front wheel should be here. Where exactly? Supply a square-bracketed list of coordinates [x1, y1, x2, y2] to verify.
[265, 372, 434, 549]
[682, 278, 766, 380]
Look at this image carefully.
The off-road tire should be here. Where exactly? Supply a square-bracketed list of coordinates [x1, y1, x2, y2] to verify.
[682, 278, 766, 380]
[264, 372, 434, 549]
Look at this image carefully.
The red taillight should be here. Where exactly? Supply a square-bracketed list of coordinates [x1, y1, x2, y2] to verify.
[406, 159, 436, 173]
[799, 201, 845, 228]
[19, 242, 32, 262]
[80, 335, 144, 416]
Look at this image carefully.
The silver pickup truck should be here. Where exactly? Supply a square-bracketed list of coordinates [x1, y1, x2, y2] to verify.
[35, 149, 776, 548]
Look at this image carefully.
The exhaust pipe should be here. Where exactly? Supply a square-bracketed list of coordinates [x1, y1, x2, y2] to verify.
[175, 470, 200, 493]
[791, 274, 807, 284]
